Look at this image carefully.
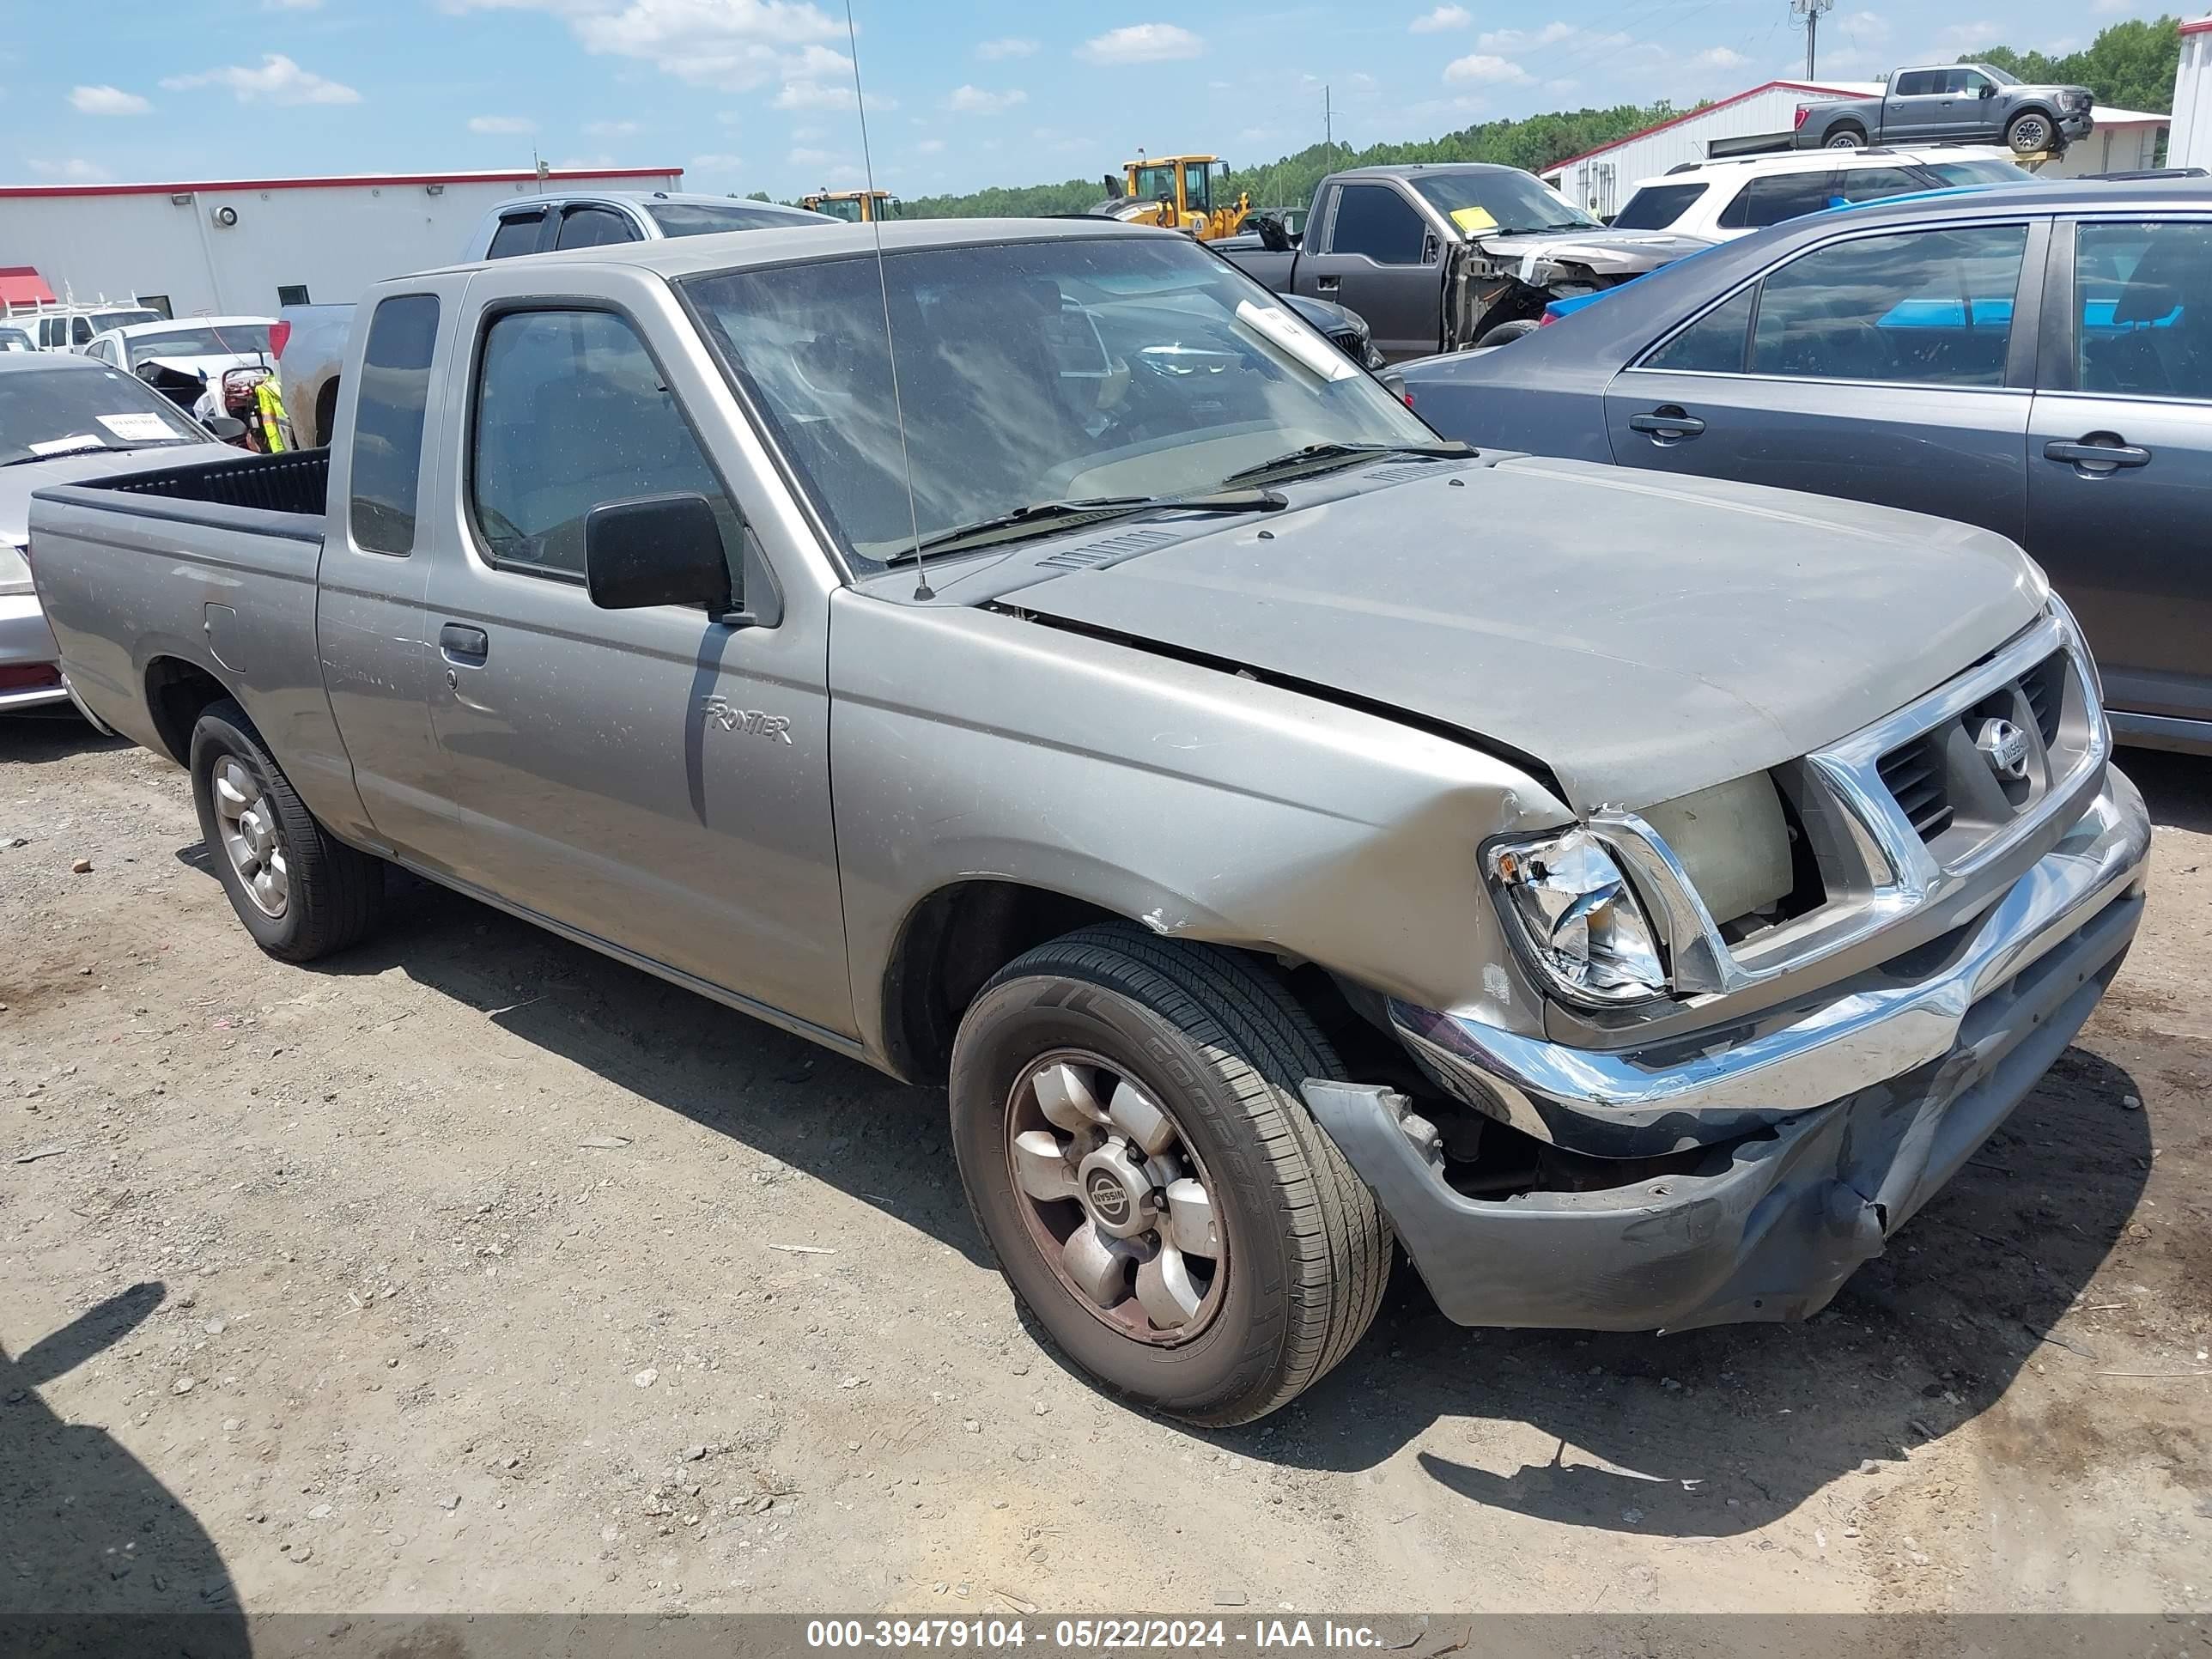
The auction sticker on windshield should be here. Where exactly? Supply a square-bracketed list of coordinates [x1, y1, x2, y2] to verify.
[97, 413, 177, 441]
[30, 434, 104, 455]
[1449, 205, 1498, 233]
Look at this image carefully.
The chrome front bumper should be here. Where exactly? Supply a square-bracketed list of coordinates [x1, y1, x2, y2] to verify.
[1390, 770, 2150, 1156]
[0, 591, 70, 712]
[1305, 770, 2148, 1331]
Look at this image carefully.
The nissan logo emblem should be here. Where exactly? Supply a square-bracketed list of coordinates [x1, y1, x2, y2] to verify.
[1975, 718, 2031, 782]
[1086, 1173, 1130, 1223]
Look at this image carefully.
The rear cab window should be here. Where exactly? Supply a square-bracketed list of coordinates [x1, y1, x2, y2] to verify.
[1613, 183, 1708, 230]
[348, 295, 441, 555]
[485, 212, 547, 260]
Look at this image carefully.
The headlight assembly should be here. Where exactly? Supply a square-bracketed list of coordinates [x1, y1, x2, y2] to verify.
[1488, 829, 1669, 1006]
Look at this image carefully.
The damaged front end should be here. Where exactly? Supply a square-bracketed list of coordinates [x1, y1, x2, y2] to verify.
[1459, 229, 1710, 345]
[1303, 618, 2152, 1330]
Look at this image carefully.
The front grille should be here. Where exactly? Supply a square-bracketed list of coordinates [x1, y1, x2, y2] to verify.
[1878, 735, 1954, 842]
[1324, 325, 1363, 360]
[2020, 652, 2065, 745]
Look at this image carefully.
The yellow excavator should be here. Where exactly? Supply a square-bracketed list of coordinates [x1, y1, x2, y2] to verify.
[1094, 153, 1249, 240]
[802, 189, 901, 223]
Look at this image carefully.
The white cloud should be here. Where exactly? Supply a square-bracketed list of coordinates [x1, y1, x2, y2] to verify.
[1409, 5, 1469, 33]
[976, 36, 1036, 59]
[70, 84, 152, 116]
[1838, 9, 1893, 44]
[945, 84, 1027, 114]
[160, 54, 362, 106]
[1079, 23, 1202, 64]
[264, 0, 323, 9]
[775, 80, 853, 109]
[584, 118, 640, 137]
[788, 145, 832, 166]
[28, 157, 112, 181]
[771, 41, 866, 110]
[1692, 46, 1748, 70]
[442, 0, 844, 93]
[469, 113, 537, 133]
[1477, 22, 1574, 52]
[1443, 53, 1530, 85]
[915, 137, 945, 155]
[690, 151, 744, 173]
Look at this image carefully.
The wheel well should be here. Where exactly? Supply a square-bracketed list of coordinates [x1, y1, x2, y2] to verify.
[144, 657, 232, 766]
[313, 378, 341, 449]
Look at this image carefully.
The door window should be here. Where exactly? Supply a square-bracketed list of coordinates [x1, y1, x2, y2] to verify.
[2075, 221, 2212, 401]
[1327, 185, 1428, 264]
[349, 295, 441, 556]
[1751, 225, 2027, 386]
[1837, 167, 1928, 204]
[469, 307, 738, 581]
[1893, 70, 1942, 96]
[1717, 172, 1839, 231]
[1949, 69, 1990, 96]
[1644, 286, 1758, 374]
[1182, 161, 1211, 215]
[486, 211, 546, 259]
[1612, 182, 1708, 230]
[554, 207, 640, 251]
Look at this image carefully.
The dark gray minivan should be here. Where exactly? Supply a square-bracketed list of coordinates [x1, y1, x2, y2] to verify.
[1402, 179, 2212, 755]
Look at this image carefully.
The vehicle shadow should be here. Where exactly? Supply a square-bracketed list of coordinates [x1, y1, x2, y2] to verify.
[168, 836, 2154, 1540]
[0, 1283, 249, 1656]
[2118, 744, 2210, 834]
[0, 714, 129, 769]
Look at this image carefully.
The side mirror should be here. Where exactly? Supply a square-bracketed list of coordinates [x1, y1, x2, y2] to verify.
[1980, 83, 1996, 98]
[1422, 231, 1441, 264]
[586, 493, 736, 616]
[1251, 213, 1292, 253]
[205, 415, 248, 442]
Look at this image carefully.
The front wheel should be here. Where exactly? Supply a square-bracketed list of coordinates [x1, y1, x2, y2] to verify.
[2006, 112, 2055, 155]
[190, 698, 382, 961]
[949, 925, 1391, 1425]
[1475, 319, 1541, 348]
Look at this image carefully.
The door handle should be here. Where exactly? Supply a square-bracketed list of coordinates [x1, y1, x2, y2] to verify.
[2044, 437, 2151, 471]
[1315, 274, 1341, 291]
[1629, 407, 1706, 442]
[438, 623, 489, 665]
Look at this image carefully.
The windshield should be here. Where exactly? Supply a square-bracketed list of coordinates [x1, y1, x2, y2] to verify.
[1409, 170, 1599, 234]
[0, 329, 31, 353]
[684, 235, 1433, 569]
[811, 197, 864, 223]
[650, 203, 827, 237]
[126, 324, 273, 368]
[88, 309, 161, 335]
[1923, 157, 2037, 185]
[1981, 64, 2021, 87]
[0, 362, 206, 464]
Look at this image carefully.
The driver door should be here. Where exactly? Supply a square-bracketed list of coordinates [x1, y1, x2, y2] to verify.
[1297, 182, 1440, 359]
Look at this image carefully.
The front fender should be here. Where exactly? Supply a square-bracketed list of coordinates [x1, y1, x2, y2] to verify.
[828, 592, 1573, 1067]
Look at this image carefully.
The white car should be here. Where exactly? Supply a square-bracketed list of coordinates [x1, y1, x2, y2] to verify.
[1609, 146, 2037, 240]
[82, 316, 278, 415]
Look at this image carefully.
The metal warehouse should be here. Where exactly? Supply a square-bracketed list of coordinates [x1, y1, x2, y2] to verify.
[0, 166, 683, 320]
[1543, 80, 2171, 216]
[2174, 15, 2212, 172]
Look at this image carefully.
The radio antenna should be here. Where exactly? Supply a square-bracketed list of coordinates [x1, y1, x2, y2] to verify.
[843, 0, 931, 600]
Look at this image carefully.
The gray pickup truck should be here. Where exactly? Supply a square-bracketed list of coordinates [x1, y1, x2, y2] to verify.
[1217, 162, 1708, 355]
[1796, 64, 2094, 155]
[29, 218, 2150, 1425]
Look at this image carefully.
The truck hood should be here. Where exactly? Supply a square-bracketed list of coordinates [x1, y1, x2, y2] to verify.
[997, 456, 2046, 813]
[2, 441, 239, 558]
[1474, 228, 1712, 279]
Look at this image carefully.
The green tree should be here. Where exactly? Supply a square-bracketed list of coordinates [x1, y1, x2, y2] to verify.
[1955, 15, 2182, 113]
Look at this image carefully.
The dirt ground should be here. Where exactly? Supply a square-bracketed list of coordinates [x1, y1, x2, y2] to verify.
[2, 717, 2207, 1620]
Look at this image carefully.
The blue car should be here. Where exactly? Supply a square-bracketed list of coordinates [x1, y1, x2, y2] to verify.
[1404, 178, 2212, 756]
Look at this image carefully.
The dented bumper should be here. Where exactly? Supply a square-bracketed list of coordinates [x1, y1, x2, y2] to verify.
[1303, 772, 2148, 1330]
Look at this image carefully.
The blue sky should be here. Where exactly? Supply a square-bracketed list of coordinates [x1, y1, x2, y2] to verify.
[1, 0, 2173, 199]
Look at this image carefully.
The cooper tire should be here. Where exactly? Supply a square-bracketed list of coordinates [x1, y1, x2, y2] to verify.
[949, 923, 1391, 1425]
[190, 698, 382, 962]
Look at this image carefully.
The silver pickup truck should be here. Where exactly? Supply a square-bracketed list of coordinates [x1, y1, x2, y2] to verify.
[29, 219, 2150, 1425]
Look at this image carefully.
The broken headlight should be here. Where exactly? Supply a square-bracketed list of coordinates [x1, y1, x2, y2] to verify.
[1488, 830, 1669, 1006]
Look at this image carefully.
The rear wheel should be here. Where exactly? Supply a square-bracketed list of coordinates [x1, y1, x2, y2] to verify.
[1824, 125, 1867, 149]
[949, 924, 1391, 1425]
[2006, 111, 2054, 155]
[190, 699, 382, 961]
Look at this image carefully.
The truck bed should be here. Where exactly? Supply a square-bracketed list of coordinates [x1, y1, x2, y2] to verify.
[89, 447, 330, 523]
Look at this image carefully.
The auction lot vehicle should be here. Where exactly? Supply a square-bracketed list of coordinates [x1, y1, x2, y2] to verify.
[279, 191, 835, 448]
[31, 220, 2150, 1424]
[1612, 148, 2036, 240]
[2, 354, 239, 714]
[1095, 155, 1249, 241]
[1398, 179, 2212, 757]
[1218, 163, 1706, 356]
[1796, 64, 2093, 155]
[801, 189, 901, 223]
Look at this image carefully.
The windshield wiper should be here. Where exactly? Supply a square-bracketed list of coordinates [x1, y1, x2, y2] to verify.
[1218, 441, 1473, 487]
[0, 439, 115, 468]
[883, 488, 1288, 564]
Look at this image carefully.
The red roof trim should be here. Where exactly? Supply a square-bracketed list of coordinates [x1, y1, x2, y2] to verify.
[0, 166, 684, 202]
[1541, 81, 1873, 175]
[2182, 15, 2212, 32]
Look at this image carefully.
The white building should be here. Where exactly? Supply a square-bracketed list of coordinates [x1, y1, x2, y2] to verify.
[0, 166, 684, 320]
[2173, 16, 2212, 171]
[1542, 80, 2171, 216]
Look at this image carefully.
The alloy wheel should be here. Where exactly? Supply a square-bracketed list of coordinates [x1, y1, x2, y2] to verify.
[211, 756, 289, 918]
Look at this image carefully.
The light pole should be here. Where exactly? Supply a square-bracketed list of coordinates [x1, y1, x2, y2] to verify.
[1791, 0, 1835, 80]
